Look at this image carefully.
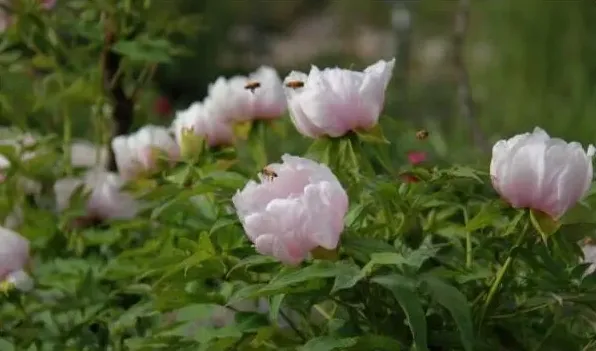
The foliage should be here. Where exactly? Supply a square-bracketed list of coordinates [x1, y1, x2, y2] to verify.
[1, 1, 596, 351]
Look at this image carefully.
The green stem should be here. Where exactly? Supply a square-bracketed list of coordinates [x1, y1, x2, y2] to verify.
[478, 221, 528, 325]
[63, 107, 72, 176]
[465, 230, 472, 269]
[463, 209, 472, 269]
[60, 75, 72, 176]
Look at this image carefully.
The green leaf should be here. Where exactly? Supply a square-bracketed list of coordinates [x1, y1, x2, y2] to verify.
[233, 120, 252, 140]
[235, 312, 270, 332]
[261, 261, 360, 294]
[0, 339, 15, 351]
[354, 124, 389, 144]
[248, 120, 268, 167]
[466, 204, 501, 232]
[268, 294, 285, 323]
[341, 236, 398, 262]
[210, 217, 239, 235]
[351, 335, 403, 350]
[112, 39, 172, 63]
[228, 255, 278, 275]
[344, 203, 367, 228]
[372, 274, 428, 351]
[305, 137, 334, 164]
[332, 250, 432, 293]
[331, 267, 365, 293]
[31, 54, 57, 69]
[420, 276, 474, 351]
[228, 284, 267, 305]
[299, 336, 358, 351]
[530, 209, 561, 243]
[560, 201, 596, 226]
[0, 144, 18, 165]
[337, 137, 359, 173]
[443, 166, 484, 183]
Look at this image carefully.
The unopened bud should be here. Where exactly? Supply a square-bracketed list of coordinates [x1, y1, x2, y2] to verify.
[180, 127, 204, 162]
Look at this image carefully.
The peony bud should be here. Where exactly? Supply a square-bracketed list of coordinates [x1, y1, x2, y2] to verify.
[232, 154, 349, 265]
[490, 127, 595, 219]
[111, 125, 179, 180]
[283, 58, 395, 138]
[0, 226, 31, 292]
[407, 151, 427, 165]
[154, 96, 173, 117]
[171, 100, 234, 155]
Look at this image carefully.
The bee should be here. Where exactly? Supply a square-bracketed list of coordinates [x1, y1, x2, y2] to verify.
[261, 167, 278, 181]
[285, 80, 305, 89]
[244, 81, 261, 93]
[415, 129, 429, 140]
[584, 237, 595, 245]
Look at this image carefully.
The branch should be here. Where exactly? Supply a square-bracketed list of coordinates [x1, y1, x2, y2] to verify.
[452, 0, 490, 152]
[102, 19, 134, 172]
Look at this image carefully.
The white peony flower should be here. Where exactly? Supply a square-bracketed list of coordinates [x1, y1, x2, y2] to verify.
[490, 127, 595, 219]
[111, 125, 179, 180]
[283, 58, 395, 138]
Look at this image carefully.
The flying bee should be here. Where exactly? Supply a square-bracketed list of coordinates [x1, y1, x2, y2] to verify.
[261, 167, 278, 181]
[416, 129, 429, 140]
[285, 80, 305, 89]
[244, 81, 261, 93]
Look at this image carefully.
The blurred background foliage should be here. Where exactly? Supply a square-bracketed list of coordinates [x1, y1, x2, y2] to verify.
[2, 0, 596, 160]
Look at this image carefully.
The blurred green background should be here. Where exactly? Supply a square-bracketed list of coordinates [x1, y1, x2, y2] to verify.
[3, 0, 596, 160]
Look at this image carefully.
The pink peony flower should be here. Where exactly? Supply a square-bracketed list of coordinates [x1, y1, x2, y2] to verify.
[0, 226, 32, 291]
[207, 76, 252, 123]
[54, 171, 138, 221]
[111, 125, 179, 180]
[232, 154, 349, 265]
[490, 127, 595, 219]
[246, 66, 287, 119]
[283, 58, 395, 138]
[407, 151, 427, 165]
[85, 171, 138, 220]
[70, 140, 108, 169]
[0, 0, 10, 33]
[171, 99, 235, 149]
[207, 66, 287, 123]
[40, 0, 56, 10]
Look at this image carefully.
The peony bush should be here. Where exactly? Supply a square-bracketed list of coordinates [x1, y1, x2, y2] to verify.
[2, 2, 596, 351]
